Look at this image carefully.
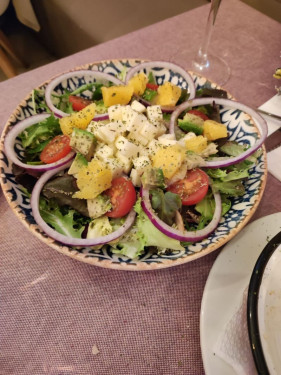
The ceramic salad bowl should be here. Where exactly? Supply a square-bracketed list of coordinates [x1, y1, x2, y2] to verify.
[0, 59, 267, 270]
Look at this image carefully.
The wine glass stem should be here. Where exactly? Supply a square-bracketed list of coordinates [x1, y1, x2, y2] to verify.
[195, 0, 222, 68]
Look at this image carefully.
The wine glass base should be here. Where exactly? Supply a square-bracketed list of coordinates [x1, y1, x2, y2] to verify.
[191, 53, 231, 86]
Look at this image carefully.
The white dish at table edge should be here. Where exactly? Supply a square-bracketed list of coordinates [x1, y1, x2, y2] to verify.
[249, 230, 281, 375]
[200, 212, 281, 375]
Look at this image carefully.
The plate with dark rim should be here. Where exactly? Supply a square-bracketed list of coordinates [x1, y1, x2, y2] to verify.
[200, 212, 281, 374]
[247, 230, 281, 375]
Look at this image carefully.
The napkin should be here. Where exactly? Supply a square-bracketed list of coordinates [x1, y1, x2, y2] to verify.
[258, 94, 281, 181]
[214, 287, 258, 375]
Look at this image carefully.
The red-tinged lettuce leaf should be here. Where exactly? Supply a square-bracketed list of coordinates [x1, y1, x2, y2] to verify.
[42, 174, 89, 217]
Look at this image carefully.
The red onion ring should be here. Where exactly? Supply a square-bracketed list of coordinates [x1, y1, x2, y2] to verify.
[44, 69, 124, 120]
[125, 61, 196, 112]
[4, 114, 75, 172]
[140, 186, 222, 242]
[170, 97, 268, 168]
[30, 161, 136, 247]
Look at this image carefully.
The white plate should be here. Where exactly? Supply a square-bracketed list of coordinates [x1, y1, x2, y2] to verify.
[249, 231, 281, 374]
[200, 212, 281, 375]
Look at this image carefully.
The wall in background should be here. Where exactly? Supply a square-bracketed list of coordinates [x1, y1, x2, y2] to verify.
[30, 0, 281, 59]
[1, 0, 280, 81]
[31, 0, 208, 58]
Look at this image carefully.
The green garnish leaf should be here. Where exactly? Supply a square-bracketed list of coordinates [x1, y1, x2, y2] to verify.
[147, 71, 156, 84]
[150, 188, 182, 225]
[142, 88, 158, 101]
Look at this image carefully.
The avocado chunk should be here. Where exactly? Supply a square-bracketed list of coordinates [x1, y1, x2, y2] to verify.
[68, 153, 88, 175]
[141, 168, 165, 189]
[178, 113, 204, 135]
[87, 194, 111, 219]
[87, 216, 113, 239]
[70, 128, 96, 161]
[94, 99, 108, 114]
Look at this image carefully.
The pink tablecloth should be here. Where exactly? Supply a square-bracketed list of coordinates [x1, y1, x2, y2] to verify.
[1, 1, 281, 374]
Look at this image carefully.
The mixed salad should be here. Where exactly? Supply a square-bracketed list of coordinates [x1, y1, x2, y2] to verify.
[5, 61, 267, 259]
[43, 63, 196, 120]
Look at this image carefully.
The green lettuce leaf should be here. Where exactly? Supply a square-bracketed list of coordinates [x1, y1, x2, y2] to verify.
[111, 227, 147, 259]
[195, 193, 216, 221]
[206, 167, 249, 182]
[196, 87, 228, 99]
[219, 141, 248, 157]
[206, 169, 228, 179]
[211, 180, 245, 196]
[19, 114, 61, 149]
[39, 197, 86, 238]
[150, 188, 182, 225]
[195, 193, 231, 221]
[111, 199, 184, 259]
[222, 169, 249, 181]
[205, 156, 254, 197]
[31, 89, 51, 113]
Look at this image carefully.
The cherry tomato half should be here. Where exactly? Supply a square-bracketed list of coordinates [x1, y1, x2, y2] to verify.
[146, 83, 159, 91]
[69, 95, 93, 111]
[105, 177, 136, 218]
[40, 135, 72, 164]
[167, 168, 209, 206]
[188, 109, 209, 121]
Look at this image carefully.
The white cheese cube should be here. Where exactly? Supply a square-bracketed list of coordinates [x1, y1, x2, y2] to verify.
[155, 123, 167, 138]
[95, 141, 116, 154]
[147, 105, 163, 125]
[146, 139, 161, 157]
[115, 152, 132, 174]
[130, 168, 142, 187]
[130, 100, 146, 113]
[121, 106, 139, 131]
[139, 121, 159, 141]
[115, 136, 140, 160]
[106, 157, 125, 179]
[158, 134, 177, 146]
[108, 104, 123, 121]
[105, 120, 126, 133]
[138, 147, 150, 157]
[159, 133, 176, 140]
[128, 130, 149, 146]
[132, 155, 151, 173]
[94, 127, 116, 144]
[87, 120, 103, 134]
[130, 113, 151, 135]
[93, 120, 125, 144]
[95, 144, 114, 162]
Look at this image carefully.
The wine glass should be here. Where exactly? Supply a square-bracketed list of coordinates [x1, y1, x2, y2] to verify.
[191, 0, 231, 86]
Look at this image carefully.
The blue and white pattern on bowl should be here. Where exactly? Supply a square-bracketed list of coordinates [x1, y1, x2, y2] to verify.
[125, 61, 195, 91]
[0, 59, 267, 271]
[44, 69, 125, 118]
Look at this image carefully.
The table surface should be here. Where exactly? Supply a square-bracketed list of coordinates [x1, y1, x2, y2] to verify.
[1, 1, 281, 374]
